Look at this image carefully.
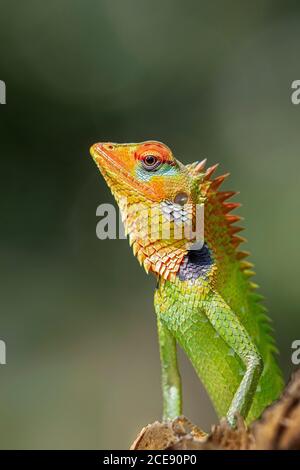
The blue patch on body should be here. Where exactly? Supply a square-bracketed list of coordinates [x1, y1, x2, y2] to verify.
[135, 163, 178, 181]
[178, 243, 213, 281]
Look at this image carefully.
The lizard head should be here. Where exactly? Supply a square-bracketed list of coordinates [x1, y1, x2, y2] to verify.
[90, 140, 204, 280]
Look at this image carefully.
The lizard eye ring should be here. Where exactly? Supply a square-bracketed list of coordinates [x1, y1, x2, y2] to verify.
[141, 154, 162, 171]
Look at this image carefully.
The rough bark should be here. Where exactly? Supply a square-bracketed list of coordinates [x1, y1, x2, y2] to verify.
[130, 370, 300, 450]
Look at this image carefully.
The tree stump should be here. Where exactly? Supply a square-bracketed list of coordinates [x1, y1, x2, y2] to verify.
[130, 370, 300, 450]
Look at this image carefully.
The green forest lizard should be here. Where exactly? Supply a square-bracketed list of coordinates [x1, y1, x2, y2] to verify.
[90, 140, 283, 427]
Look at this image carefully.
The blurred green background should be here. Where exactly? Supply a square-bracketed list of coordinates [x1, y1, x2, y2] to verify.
[0, 0, 300, 449]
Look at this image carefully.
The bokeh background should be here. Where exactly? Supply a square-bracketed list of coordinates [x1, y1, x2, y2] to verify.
[0, 0, 300, 449]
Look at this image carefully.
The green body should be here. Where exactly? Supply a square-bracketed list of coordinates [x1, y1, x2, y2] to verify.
[152, 169, 284, 426]
[155, 263, 283, 424]
[90, 140, 284, 427]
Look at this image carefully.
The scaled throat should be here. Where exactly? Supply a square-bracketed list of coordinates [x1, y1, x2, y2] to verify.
[178, 244, 214, 282]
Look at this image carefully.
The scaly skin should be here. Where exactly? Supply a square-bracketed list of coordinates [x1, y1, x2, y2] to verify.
[90, 140, 284, 427]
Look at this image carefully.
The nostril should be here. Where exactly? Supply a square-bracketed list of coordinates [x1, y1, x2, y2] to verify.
[107, 144, 114, 150]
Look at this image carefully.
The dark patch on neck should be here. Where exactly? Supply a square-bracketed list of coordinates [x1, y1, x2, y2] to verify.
[178, 244, 213, 281]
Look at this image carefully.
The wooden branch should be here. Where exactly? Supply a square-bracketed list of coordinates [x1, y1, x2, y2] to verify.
[130, 370, 300, 450]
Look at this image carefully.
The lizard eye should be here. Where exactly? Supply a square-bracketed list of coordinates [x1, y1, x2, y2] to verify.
[141, 154, 162, 171]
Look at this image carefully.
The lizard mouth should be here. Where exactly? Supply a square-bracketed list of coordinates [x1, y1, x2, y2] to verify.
[90, 143, 158, 200]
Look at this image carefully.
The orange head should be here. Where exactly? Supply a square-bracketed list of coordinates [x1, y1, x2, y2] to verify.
[90, 140, 203, 279]
[90, 140, 193, 203]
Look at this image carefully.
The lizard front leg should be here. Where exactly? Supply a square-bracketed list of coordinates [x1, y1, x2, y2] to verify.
[156, 313, 182, 421]
[202, 290, 263, 427]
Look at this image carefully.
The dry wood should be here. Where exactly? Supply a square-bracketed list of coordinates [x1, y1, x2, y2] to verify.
[130, 370, 300, 450]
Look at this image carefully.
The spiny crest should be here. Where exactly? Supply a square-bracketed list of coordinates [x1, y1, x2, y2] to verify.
[186, 158, 280, 361]
[186, 158, 256, 284]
